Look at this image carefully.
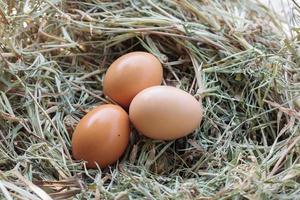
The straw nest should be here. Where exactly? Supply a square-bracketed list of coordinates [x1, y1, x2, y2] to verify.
[1, 0, 300, 199]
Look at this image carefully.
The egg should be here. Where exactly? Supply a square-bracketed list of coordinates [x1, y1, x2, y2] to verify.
[72, 104, 130, 168]
[129, 86, 203, 140]
[103, 52, 163, 107]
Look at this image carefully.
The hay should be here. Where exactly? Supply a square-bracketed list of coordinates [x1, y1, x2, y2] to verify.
[0, 0, 300, 199]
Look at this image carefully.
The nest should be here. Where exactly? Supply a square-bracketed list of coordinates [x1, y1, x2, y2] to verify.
[1, 0, 300, 199]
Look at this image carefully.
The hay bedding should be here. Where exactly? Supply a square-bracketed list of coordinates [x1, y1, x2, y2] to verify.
[0, 0, 300, 199]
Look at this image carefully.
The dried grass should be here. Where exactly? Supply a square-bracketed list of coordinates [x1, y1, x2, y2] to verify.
[1, 0, 300, 199]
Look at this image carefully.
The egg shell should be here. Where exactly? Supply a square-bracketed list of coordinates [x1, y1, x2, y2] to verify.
[129, 86, 203, 140]
[72, 104, 130, 168]
[103, 51, 163, 108]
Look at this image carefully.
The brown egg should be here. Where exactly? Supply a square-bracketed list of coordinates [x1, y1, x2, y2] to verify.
[72, 104, 130, 168]
[103, 52, 163, 108]
[129, 86, 203, 140]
